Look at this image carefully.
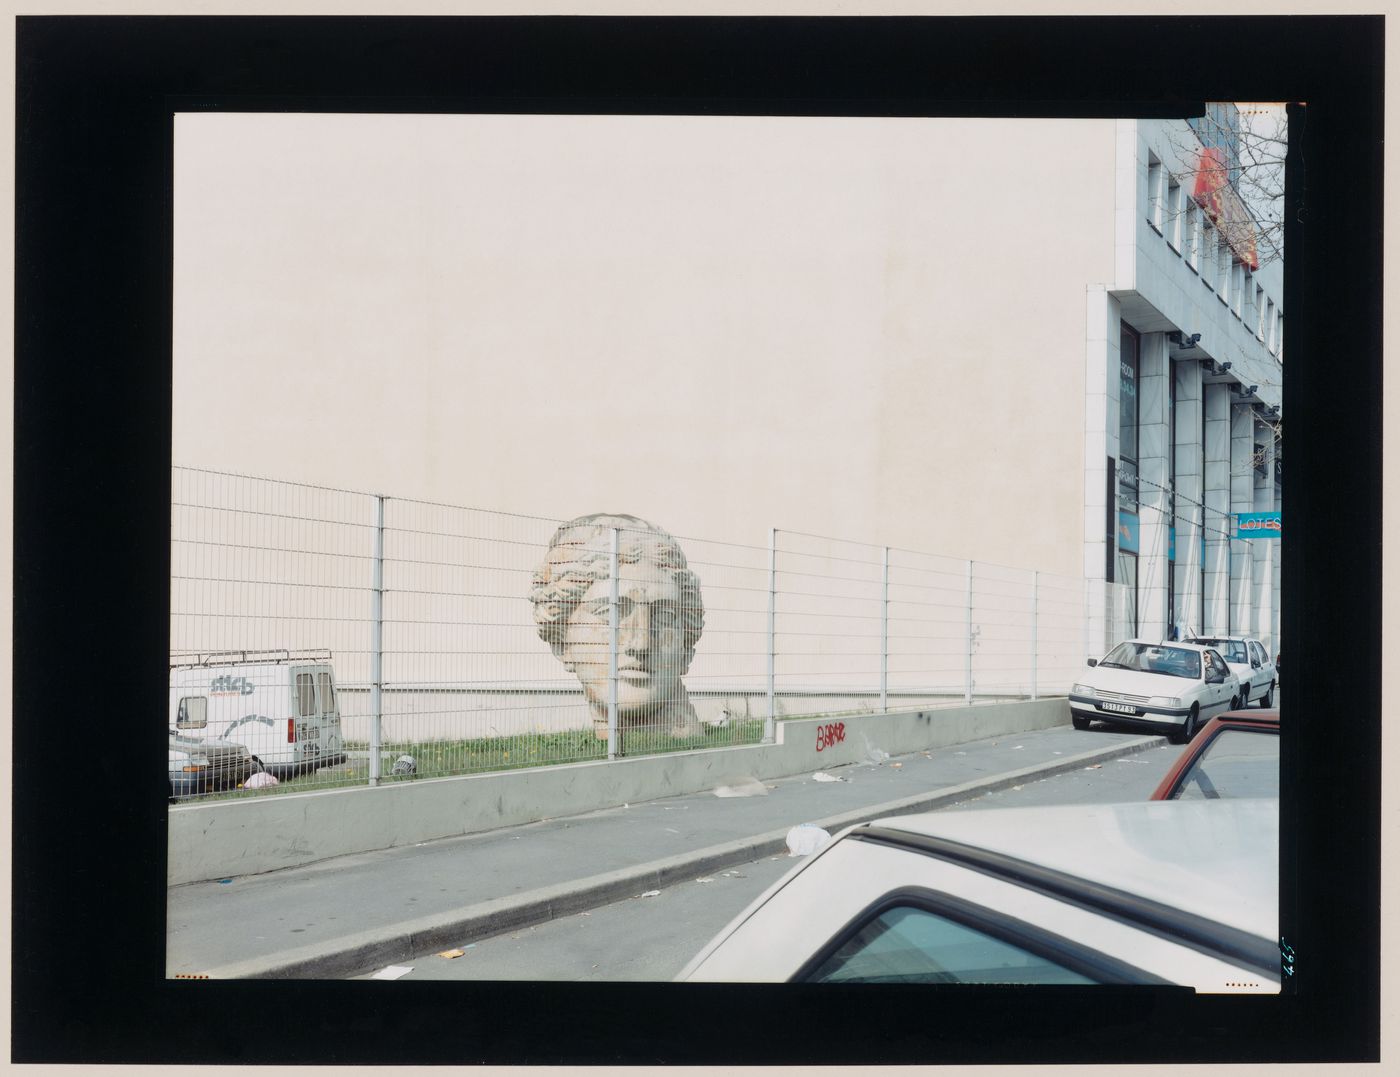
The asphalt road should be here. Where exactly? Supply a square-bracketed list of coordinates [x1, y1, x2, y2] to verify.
[356, 728, 1185, 981]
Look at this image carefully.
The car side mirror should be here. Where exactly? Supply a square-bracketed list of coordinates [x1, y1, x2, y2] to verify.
[1087, 658, 1098, 667]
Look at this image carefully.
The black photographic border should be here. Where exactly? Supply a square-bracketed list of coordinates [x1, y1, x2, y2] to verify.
[12, 14, 1382, 1066]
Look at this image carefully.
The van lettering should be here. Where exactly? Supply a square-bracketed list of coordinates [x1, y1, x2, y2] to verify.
[210, 676, 255, 696]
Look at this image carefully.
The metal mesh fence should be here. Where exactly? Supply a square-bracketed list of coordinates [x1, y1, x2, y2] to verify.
[169, 467, 1128, 800]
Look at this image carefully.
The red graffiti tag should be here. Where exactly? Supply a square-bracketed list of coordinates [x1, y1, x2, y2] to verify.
[815, 722, 846, 752]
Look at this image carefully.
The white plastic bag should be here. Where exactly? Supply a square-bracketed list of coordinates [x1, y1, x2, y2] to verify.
[785, 823, 833, 857]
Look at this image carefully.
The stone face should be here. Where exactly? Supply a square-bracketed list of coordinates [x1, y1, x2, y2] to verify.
[530, 513, 704, 738]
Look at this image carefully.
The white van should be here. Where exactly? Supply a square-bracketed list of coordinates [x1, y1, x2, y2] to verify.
[169, 650, 348, 778]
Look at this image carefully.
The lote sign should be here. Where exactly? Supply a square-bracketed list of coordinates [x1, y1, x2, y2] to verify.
[1234, 512, 1281, 539]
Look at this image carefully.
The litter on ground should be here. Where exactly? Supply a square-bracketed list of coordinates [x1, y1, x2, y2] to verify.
[713, 776, 769, 798]
[639, 890, 662, 898]
[437, 949, 465, 960]
[1085, 764, 1103, 770]
[811, 771, 845, 783]
[370, 966, 414, 981]
[786, 823, 834, 856]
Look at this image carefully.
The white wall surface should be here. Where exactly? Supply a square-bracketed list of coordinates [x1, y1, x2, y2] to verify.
[174, 113, 1116, 574]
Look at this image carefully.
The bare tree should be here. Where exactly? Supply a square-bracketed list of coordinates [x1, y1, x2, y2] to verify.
[1160, 104, 1288, 269]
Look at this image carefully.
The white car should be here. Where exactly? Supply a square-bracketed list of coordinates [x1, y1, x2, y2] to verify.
[678, 799, 1279, 993]
[1069, 640, 1241, 743]
[1187, 636, 1277, 708]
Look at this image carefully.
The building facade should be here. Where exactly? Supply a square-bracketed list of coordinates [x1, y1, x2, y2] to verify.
[173, 111, 1284, 662]
[1087, 113, 1283, 653]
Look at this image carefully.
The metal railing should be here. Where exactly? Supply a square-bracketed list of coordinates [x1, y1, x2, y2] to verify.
[169, 467, 1136, 799]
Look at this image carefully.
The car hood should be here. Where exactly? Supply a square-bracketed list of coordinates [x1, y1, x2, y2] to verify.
[1081, 666, 1205, 694]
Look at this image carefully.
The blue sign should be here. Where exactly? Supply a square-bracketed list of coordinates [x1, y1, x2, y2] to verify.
[1235, 511, 1281, 540]
[1118, 511, 1140, 554]
[1168, 526, 1176, 563]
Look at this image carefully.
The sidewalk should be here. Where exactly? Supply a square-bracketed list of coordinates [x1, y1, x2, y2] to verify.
[168, 724, 1163, 979]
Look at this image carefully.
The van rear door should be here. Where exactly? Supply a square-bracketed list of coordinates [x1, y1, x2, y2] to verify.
[289, 666, 326, 766]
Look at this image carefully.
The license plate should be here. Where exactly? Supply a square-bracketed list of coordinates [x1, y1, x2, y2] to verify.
[1100, 701, 1137, 715]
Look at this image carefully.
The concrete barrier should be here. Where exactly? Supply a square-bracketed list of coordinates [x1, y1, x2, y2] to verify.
[167, 698, 1068, 885]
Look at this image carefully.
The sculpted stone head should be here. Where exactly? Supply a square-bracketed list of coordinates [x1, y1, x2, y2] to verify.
[530, 513, 704, 736]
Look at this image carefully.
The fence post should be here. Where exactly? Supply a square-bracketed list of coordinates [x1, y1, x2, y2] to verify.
[608, 526, 620, 760]
[965, 560, 974, 705]
[1030, 571, 1039, 701]
[369, 495, 385, 787]
[880, 546, 890, 713]
[765, 527, 777, 743]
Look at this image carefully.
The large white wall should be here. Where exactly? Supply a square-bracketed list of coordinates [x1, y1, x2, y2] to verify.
[174, 113, 1116, 574]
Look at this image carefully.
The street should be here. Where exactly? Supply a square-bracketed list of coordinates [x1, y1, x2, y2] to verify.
[353, 727, 1186, 981]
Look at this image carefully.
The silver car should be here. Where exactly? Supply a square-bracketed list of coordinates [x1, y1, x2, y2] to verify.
[168, 731, 257, 799]
[1188, 636, 1277, 708]
[679, 799, 1279, 993]
[1069, 639, 1242, 743]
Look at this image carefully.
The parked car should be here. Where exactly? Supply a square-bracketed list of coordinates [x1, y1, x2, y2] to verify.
[1069, 640, 1241, 743]
[678, 800, 1279, 992]
[169, 731, 257, 800]
[1151, 709, 1280, 801]
[1186, 636, 1276, 707]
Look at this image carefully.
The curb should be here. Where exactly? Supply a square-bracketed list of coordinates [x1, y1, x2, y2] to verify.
[198, 733, 1164, 980]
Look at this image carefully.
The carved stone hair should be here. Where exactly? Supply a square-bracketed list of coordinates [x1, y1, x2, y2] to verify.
[530, 513, 705, 668]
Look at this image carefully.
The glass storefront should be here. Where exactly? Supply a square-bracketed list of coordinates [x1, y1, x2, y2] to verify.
[1118, 324, 1140, 636]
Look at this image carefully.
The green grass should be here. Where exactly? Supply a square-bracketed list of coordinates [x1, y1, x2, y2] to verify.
[190, 718, 767, 801]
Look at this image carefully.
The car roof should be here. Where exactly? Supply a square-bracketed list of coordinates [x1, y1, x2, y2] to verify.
[867, 799, 1277, 940]
[1208, 708, 1281, 728]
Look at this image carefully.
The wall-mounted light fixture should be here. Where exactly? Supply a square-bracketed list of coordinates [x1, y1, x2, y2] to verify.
[1168, 330, 1203, 348]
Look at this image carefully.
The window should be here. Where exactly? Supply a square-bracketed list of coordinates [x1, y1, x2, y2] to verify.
[1255, 285, 1266, 339]
[1165, 178, 1183, 252]
[177, 696, 207, 730]
[1217, 239, 1232, 305]
[1231, 262, 1245, 318]
[317, 671, 337, 715]
[1147, 156, 1164, 232]
[1201, 218, 1216, 290]
[1169, 728, 1279, 801]
[1185, 202, 1200, 271]
[1266, 300, 1278, 353]
[296, 673, 316, 717]
[804, 904, 1097, 985]
[1276, 314, 1284, 361]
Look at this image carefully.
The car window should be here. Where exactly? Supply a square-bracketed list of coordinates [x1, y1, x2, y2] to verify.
[296, 673, 316, 717]
[803, 905, 1096, 985]
[317, 671, 337, 714]
[1171, 728, 1280, 800]
[176, 696, 207, 730]
[1100, 643, 1200, 679]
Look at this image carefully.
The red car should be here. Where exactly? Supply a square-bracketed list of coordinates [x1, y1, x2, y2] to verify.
[1150, 709, 1279, 801]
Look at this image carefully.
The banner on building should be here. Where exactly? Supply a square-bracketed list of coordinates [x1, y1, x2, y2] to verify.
[1118, 511, 1140, 554]
[1192, 147, 1260, 271]
[1235, 511, 1281, 539]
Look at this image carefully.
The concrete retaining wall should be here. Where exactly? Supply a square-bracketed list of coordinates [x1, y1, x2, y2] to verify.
[167, 698, 1069, 886]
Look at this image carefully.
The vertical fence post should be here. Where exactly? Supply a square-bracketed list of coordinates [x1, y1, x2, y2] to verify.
[369, 495, 385, 787]
[766, 527, 777, 743]
[880, 546, 890, 713]
[1030, 571, 1039, 701]
[608, 526, 620, 760]
[965, 560, 974, 705]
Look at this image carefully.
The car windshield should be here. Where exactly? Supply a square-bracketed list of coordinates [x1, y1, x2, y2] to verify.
[1195, 638, 1249, 663]
[1098, 643, 1200, 680]
[1170, 728, 1280, 800]
[804, 904, 1097, 985]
